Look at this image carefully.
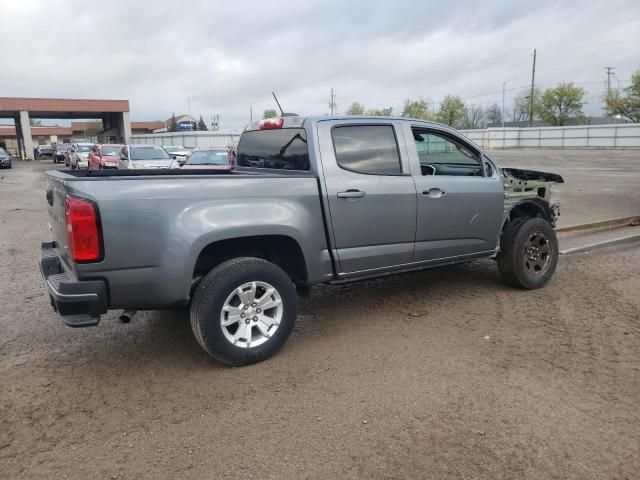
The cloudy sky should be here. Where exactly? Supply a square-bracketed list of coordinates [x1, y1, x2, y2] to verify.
[1, 0, 639, 128]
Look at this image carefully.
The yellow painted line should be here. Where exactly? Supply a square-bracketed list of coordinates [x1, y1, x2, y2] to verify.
[556, 216, 640, 234]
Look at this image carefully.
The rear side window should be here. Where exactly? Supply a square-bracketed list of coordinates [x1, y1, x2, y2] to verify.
[237, 129, 310, 170]
[332, 125, 401, 175]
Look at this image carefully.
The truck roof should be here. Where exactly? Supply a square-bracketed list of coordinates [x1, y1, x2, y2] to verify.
[244, 115, 457, 133]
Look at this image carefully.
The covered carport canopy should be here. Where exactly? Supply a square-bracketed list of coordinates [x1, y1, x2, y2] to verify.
[0, 97, 131, 159]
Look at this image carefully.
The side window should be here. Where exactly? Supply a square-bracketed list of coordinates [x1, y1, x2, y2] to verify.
[332, 125, 402, 175]
[412, 129, 482, 176]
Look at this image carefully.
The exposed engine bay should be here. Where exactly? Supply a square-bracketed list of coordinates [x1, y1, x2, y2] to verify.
[501, 167, 564, 225]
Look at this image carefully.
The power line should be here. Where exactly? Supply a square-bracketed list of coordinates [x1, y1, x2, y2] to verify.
[528, 48, 537, 127]
[329, 87, 337, 115]
[605, 66, 615, 94]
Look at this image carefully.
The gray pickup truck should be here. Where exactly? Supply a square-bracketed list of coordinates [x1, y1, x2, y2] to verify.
[41, 115, 563, 366]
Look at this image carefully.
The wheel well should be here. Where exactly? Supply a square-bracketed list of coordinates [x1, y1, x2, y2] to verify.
[506, 199, 554, 227]
[192, 235, 308, 286]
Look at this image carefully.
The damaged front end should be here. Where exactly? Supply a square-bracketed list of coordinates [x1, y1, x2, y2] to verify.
[502, 167, 564, 226]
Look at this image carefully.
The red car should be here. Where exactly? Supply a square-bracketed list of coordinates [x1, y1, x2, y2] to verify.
[179, 148, 235, 171]
[88, 144, 125, 170]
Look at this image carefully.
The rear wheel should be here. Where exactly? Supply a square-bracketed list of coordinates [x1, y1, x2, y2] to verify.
[497, 217, 558, 289]
[191, 257, 297, 366]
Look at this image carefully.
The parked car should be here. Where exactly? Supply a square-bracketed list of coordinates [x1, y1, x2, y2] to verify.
[69, 143, 93, 169]
[163, 145, 191, 166]
[171, 147, 234, 171]
[37, 145, 54, 159]
[87, 144, 124, 170]
[53, 143, 70, 164]
[118, 144, 173, 169]
[40, 115, 563, 367]
[0, 147, 12, 168]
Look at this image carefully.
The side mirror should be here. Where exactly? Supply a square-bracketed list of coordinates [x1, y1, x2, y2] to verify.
[170, 154, 177, 159]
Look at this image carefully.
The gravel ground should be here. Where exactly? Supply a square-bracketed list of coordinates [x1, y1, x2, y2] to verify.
[1, 151, 639, 479]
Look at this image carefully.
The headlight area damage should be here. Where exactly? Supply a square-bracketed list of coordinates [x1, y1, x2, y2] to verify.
[502, 167, 564, 227]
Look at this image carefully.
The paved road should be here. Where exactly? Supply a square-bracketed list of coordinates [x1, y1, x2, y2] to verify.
[491, 149, 640, 227]
[1, 153, 639, 479]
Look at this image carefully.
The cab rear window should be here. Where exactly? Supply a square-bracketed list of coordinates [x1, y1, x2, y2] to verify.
[237, 129, 310, 170]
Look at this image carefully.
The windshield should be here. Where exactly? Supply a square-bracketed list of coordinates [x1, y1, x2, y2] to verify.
[77, 145, 92, 152]
[0, 147, 7, 156]
[56, 144, 69, 151]
[187, 150, 229, 165]
[131, 146, 171, 161]
[101, 146, 121, 156]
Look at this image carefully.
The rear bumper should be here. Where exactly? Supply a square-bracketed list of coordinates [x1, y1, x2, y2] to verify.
[40, 241, 108, 327]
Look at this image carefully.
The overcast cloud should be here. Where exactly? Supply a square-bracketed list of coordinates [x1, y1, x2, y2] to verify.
[1, 0, 639, 128]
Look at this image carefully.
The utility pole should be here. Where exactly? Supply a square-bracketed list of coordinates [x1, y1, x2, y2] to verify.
[502, 77, 517, 128]
[329, 87, 337, 115]
[528, 49, 536, 128]
[605, 66, 615, 94]
[250, 106, 253, 123]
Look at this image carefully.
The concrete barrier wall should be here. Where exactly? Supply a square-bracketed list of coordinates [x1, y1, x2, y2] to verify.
[131, 130, 242, 149]
[460, 123, 640, 149]
[132, 123, 640, 150]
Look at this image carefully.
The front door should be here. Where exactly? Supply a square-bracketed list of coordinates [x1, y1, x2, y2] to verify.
[317, 121, 417, 275]
[403, 125, 504, 262]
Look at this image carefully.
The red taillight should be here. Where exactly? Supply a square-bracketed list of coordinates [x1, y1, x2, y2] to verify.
[65, 195, 102, 262]
[259, 117, 283, 130]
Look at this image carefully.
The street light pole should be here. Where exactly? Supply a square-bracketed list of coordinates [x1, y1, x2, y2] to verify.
[502, 77, 517, 128]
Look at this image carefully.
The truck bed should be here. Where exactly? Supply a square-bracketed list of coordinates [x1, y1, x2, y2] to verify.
[58, 167, 314, 178]
[45, 168, 333, 310]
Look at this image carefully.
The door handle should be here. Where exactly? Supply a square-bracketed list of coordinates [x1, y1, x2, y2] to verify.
[422, 188, 446, 198]
[337, 189, 366, 199]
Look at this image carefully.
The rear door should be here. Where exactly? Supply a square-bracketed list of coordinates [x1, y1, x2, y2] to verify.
[402, 124, 504, 261]
[316, 120, 417, 275]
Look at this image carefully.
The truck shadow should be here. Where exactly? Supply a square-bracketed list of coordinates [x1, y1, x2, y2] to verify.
[54, 259, 508, 371]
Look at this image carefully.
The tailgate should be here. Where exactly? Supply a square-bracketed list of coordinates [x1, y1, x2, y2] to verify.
[45, 173, 70, 260]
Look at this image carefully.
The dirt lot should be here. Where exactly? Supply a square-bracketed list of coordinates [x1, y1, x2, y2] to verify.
[1, 150, 639, 479]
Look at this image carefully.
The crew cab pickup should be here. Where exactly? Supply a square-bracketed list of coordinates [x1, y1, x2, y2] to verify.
[40, 115, 563, 366]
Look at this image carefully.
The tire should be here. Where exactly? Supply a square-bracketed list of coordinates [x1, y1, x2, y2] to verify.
[497, 217, 558, 289]
[190, 257, 297, 366]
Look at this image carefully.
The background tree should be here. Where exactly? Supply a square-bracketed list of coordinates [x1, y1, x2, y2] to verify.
[460, 104, 485, 129]
[605, 70, 640, 122]
[263, 109, 278, 119]
[84, 121, 103, 138]
[29, 118, 43, 127]
[401, 98, 432, 120]
[436, 95, 466, 127]
[366, 107, 393, 116]
[486, 103, 502, 125]
[168, 113, 180, 132]
[345, 102, 365, 115]
[511, 89, 541, 123]
[535, 83, 585, 126]
[197, 115, 208, 131]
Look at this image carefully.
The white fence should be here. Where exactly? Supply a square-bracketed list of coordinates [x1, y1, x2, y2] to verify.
[132, 123, 640, 150]
[131, 130, 242, 148]
[460, 123, 640, 149]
